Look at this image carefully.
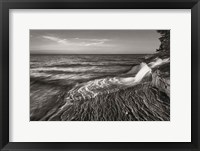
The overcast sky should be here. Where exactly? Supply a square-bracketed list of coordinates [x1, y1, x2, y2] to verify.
[30, 30, 161, 54]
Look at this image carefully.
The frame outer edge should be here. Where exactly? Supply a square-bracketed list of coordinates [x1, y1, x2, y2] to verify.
[0, 0, 3, 150]
[198, 1, 200, 151]
[1, 0, 199, 2]
[1, 1, 9, 151]
[1, 0, 200, 151]
[192, 1, 200, 150]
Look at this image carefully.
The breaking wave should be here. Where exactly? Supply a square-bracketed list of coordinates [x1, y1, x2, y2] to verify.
[64, 58, 169, 101]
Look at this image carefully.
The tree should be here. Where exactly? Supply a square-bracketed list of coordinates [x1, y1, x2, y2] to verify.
[157, 30, 170, 52]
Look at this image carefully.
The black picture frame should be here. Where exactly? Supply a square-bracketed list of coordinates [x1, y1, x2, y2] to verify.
[0, 0, 199, 151]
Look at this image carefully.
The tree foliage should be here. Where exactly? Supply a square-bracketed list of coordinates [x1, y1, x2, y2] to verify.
[157, 30, 170, 52]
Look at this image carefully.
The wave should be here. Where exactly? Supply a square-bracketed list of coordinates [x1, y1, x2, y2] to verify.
[148, 57, 169, 68]
[64, 58, 169, 101]
[31, 65, 130, 73]
[65, 63, 151, 101]
[30, 65, 132, 83]
[31, 56, 169, 103]
[46, 63, 137, 68]
[119, 63, 151, 84]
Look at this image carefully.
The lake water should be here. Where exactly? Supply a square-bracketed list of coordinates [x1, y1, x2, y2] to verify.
[30, 54, 146, 86]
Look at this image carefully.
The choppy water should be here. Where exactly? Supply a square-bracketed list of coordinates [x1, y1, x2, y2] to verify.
[30, 54, 146, 86]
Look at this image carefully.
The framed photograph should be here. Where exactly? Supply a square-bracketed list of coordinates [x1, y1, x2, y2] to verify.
[0, 0, 199, 151]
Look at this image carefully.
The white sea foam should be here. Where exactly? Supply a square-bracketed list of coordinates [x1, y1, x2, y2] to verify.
[119, 63, 151, 84]
[148, 57, 169, 68]
[31, 67, 98, 72]
[67, 63, 151, 99]
[67, 58, 169, 100]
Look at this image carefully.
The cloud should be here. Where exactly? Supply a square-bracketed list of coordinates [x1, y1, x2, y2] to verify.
[73, 38, 110, 42]
[82, 41, 104, 47]
[42, 35, 111, 48]
[42, 36, 68, 44]
[74, 38, 110, 47]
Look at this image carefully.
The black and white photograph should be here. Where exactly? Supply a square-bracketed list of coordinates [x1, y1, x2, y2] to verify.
[30, 30, 170, 121]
